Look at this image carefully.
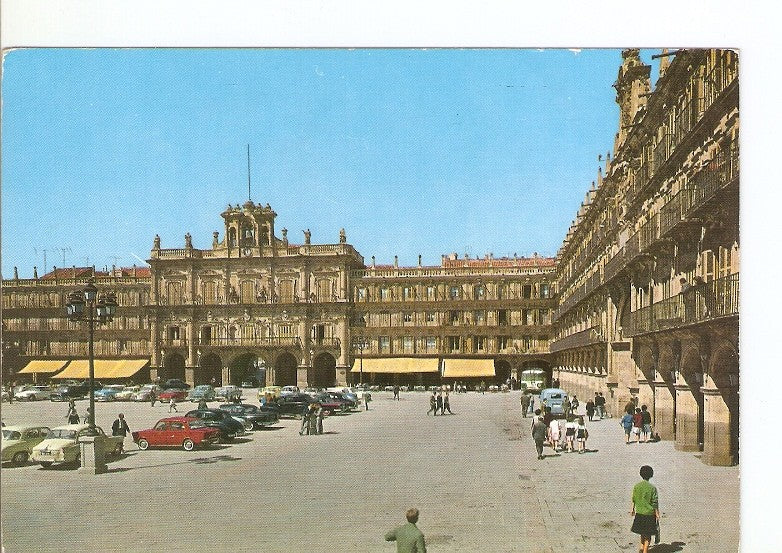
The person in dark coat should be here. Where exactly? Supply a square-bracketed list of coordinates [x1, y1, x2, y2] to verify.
[385, 508, 426, 553]
[427, 392, 436, 415]
[531, 416, 548, 460]
[67, 404, 80, 424]
[435, 392, 443, 415]
[520, 393, 531, 418]
[112, 413, 131, 453]
[442, 392, 452, 414]
[586, 398, 595, 421]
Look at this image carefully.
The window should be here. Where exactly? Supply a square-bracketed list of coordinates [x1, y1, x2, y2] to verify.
[425, 337, 437, 352]
[449, 285, 460, 300]
[380, 288, 391, 301]
[200, 326, 212, 345]
[154, 421, 168, 431]
[448, 336, 460, 352]
[403, 337, 414, 353]
[240, 281, 255, 304]
[474, 337, 486, 351]
[278, 324, 293, 337]
[540, 283, 550, 298]
[425, 312, 436, 323]
[317, 279, 332, 302]
[522, 336, 532, 350]
[168, 326, 180, 341]
[357, 288, 367, 301]
[426, 286, 436, 301]
[522, 285, 532, 299]
[278, 280, 294, 303]
[203, 281, 217, 305]
[473, 310, 485, 325]
[522, 309, 530, 325]
[379, 336, 390, 353]
[496, 284, 505, 300]
[403, 313, 413, 323]
[498, 310, 508, 326]
[449, 311, 459, 324]
[403, 287, 413, 300]
[379, 312, 391, 326]
[498, 336, 510, 350]
[473, 285, 485, 300]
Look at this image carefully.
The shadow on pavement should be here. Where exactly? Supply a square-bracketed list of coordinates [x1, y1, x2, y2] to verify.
[106, 453, 242, 472]
[651, 542, 685, 552]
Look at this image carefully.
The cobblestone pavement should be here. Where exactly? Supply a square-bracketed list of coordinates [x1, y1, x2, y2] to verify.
[1, 391, 739, 552]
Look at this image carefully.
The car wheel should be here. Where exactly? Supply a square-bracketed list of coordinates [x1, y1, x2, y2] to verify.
[242, 420, 253, 431]
[182, 438, 195, 451]
[29, 395, 36, 401]
[12, 451, 28, 465]
[137, 438, 150, 450]
[39, 461, 53, 468]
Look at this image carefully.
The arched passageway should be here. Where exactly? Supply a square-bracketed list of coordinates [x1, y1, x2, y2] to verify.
[163, 353, 186, 382]
[274, 352, 298, 386]
[312, 353, 336, 388]
[196, 353, 223, 386]
[494, 360, 511, 385]
[229, 353, 264, 386]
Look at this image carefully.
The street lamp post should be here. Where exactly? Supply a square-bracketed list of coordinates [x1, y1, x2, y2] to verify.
[352, 315, 368, 386]
[66, 279, 118, 433]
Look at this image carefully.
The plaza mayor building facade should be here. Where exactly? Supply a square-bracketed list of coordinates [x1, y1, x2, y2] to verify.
[1, 48, 738, 466]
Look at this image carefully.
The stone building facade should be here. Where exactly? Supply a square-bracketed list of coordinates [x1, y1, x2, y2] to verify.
[550, 48, 739, 465]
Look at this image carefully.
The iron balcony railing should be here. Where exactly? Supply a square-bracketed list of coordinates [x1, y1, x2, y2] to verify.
[198, 337, 303, 347]
[626, 272, 739, 337]
[549, 326, 606, 353]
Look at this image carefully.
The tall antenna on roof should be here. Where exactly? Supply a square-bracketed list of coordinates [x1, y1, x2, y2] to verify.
[247, 144, 251, 202]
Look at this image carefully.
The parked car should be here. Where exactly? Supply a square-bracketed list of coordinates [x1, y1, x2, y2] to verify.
[259, 386, 282, 401]
[95, 385, 125, 402]
[163, 379, 191, 390]
[217, 403, 279, 429]
[158, 389, 188, 402]
[413, 385, 426, 392]
[31, 424, 124, 468]
[50, 383, 85, 402]
[275, 393, 315, 418]
[114, 385, 140, 401]
[14, 385, 53, 401]
[313, 393, 349, 415]
[131, 384, 160, 402]
[323, 390, 358, 410]
[215, 385, 241, 402]
[187, 384, 216, 402]
[184, 409, 245, 441]
[132, 417, 220, 451]
[241, 377, 260, 388]
[2, 425, 51, 465]
[539, 388, 569, 418]
[280, 385, 300, 396]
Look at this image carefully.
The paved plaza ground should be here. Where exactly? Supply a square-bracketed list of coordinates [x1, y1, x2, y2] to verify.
[1, 391, 739, 552]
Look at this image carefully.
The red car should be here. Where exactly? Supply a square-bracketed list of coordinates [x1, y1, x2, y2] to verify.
[158, 389, 188, 402]
[132, 417, 220, 451]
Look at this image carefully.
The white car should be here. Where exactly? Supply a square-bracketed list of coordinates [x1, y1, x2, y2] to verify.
[31, 424, 124, 468]
[214, 385, 241, 402]
[14, 385, 52, 401]
[114, 386, 140, 401]
[279, 385, 300, 396]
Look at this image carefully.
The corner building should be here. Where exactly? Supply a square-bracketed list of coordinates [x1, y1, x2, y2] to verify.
[551, 49, 738, 465]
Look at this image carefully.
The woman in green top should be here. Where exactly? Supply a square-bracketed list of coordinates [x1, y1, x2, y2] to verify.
[630, 465, 659, 553]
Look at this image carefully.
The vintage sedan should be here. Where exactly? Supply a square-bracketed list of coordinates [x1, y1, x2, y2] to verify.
[184, 409, 245, 441]
[158, 389, 188, 402]
[313, 393, 349, 415]
[14, 385, 53, 401]
[214, 385, 242, 402]
[217, 403, 279, 429]
[132, 417, 220, 451]
[95, 385, 125, 402]
[187, 384, 216, 402]
[2, 425, 51, 465]
[114, 386, 140, 401]
[274, 393, 315, 418]
[131, 384, 161, 402]
[163, 379, 191, 390]
[31, 424, 124, 468]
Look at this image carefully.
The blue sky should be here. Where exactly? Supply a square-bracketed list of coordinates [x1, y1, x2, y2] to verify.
[1, 48, 660, 277]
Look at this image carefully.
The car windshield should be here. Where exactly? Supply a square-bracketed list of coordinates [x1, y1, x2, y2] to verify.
[47, 429, 78, 439]
[2, 430, 21, 440]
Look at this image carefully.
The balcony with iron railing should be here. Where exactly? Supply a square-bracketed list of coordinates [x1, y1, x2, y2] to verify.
[626, 272, 738, 337]
[549, 326, 606, 353]
[196, 336, 304, 348]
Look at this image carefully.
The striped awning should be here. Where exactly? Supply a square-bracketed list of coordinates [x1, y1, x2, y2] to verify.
[17, 360, 70, 374]
[441, 358, 496, 378]
[350, 357, 440, 374]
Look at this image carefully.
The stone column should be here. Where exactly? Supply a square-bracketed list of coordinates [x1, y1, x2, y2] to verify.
[674, 384, 700, 451]
[652, 379, 675, 440]
[221, 365, 230, 387]
[297, 365, 309, 389]
[701, 385, 735, 466]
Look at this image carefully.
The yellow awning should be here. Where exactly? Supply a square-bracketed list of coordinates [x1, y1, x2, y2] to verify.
[442, 358, 495, 378]
[17, 360, 70, 374]
[351, 357, 440, 374]
[105, 359, 149, 379]
[51, 360, 118, 380]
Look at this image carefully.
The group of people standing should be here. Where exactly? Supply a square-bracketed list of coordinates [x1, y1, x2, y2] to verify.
[620, 404, 656, 444]
[299, 402, 325, 435]
[426, 391, 452, 415]
[530, 407, 589, 459]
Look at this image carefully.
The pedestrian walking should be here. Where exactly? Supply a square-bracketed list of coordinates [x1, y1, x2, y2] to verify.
[532, 416, 548, 460]
[576, 416, 589, 453]
[442, 392, 452, 414]
[427, 392, 436, 415]
[393, 385, 400, 400]
[520, 392, 531, 418]
[562, 397, 572, 418]
[586, 398, 595, 421]
[169, 397, 178, 413]
[7, 382, 14, 404]
[630, 465, 660, 553]
[308, 403, 319, 435]
[315, 403, 325, 435]
[480, 380, 486, 394]
[385, 507, 426, 552]
[111, 413, 131, 453]
[83, 407, 93, 424]
[67, 404, 80, 424]
[641, 405, 653, 443]
[632, 408, 643, 444]
[150, 390, 157, 407]
[571, 395, 580, 415]
[621, 410, 634, 444]
[596, 392, 606, 418]
[435, 392, 443, 415]
[564, 415, 577, 452]
[593, 392, 601, 418]
[299, 403, 311, 435]
[549, 416, 561, 452]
